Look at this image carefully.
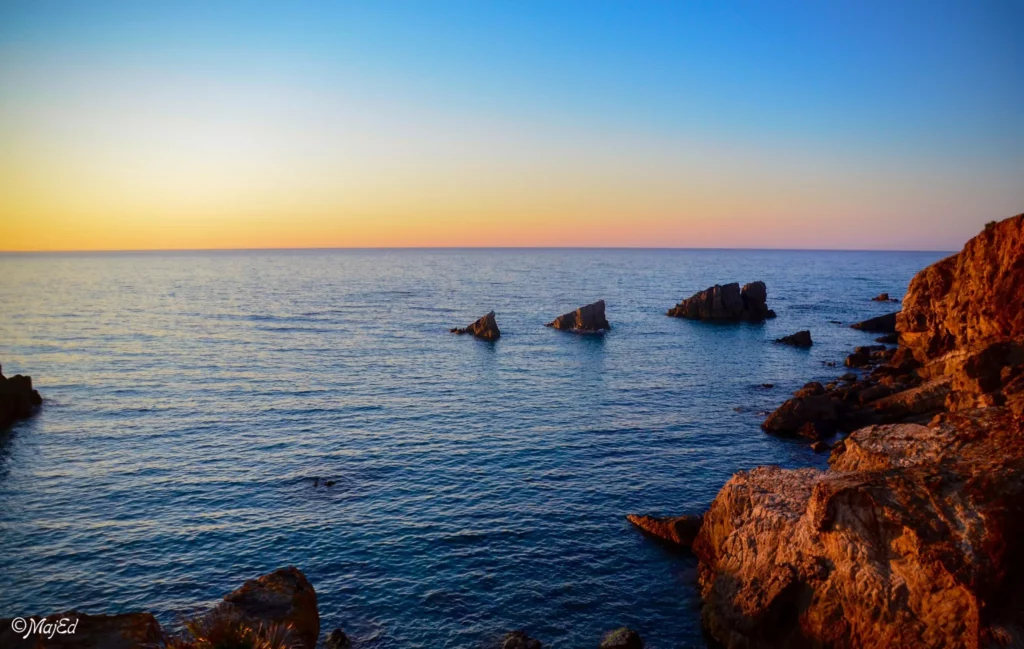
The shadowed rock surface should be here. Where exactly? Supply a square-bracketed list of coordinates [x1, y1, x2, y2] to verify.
[215, 566, 319, 649]
[502, 630, 542, 649]
[0, 612, 162, 649]
[0, 364, 42, 429]
[626, 514, 703, 550]
[774, 330, 812, 347]
[693, 214, 1024, 648]
[599, 627, 644, 649]
[850, 311, 898, 333]
[451, 310, 501, 341]
[546, 300, 611, 332]
[667, 282, 776, 322]
[871, 292, 899, 302]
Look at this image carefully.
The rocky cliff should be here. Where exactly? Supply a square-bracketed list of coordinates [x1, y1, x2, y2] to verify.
[692, 214, 1024, 648]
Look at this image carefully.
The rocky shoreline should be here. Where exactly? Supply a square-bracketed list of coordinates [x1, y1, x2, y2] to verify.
[631, 213, 1024, 648]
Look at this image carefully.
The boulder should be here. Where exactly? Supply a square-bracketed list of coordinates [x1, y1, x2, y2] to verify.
[451, 311, 501, 341]
[0, 364, 43, 429]
[850, 312, 898, 333]
[546, 300, 610, 332]
[0, 612, 161, 649]
[215, 566, 319, 649]
[326, 628, 352, 649]
[667, 282, 776, 322]
[626, 514, 703, 549]
[599, 627, 644, 649]
[761, 394, 837, 439]
[844, 345, 887, 368]
[502, 630, 542, 649]
[774, 331, 812, 347]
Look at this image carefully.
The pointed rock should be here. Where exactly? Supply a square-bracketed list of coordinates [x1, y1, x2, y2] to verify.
[451, 311, 501, 341]
[546, 300, 610, 332]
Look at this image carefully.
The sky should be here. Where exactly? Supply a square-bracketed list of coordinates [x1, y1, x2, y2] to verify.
[1, 1, 1022, 251]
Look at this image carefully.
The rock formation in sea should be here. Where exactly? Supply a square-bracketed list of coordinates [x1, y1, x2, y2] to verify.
[212, 566, 320, 649]
[326, 627, 352, 649]
[451, 310, 501, 341]
[871, 292, 899, 302]
[689, 213, 1024, 648]
[849, 311, 898, 333]
[546, 300, 611, 332]
[774, 330, 812, 347]
[599, 627, 645, 649]
[626, 514, 703, 549]
[503, 630, 543, 649]
[0, 364, 43, 429]
[667, 282, 776, 322]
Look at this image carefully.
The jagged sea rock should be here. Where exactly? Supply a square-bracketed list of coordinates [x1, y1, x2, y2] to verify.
[214, 566, 319, 649]
[502, 630, 542, 649]
[667, 282, 776, 322]
[451, 310, 501, 341]
[0, 364, 43, 429]
[0, 612, 162, 649]
[546, 300, 610, 332]
[843, 344, 888, 368]
[774, 330, 812, 347]
[626, 514, 702, 550]
[326, 627, 352, 649]
[599, 627, 644, 649]
[761, 394, 837, 439]
[850, 312, 898, 333]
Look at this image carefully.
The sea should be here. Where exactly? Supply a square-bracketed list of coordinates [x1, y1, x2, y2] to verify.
[0, 248, 947, 648]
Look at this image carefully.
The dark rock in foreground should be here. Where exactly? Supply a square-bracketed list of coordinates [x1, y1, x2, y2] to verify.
[599, 627, 644, 649]
[850, 311, 898, 333]
[626, 513, 702, 550]
[214, 566, 319, 649]
[502, 630, 542, 649]
[0, 364, 42, 429]
[546, 300, 610, 332]
[327, 627, 352, 649]
[775, 330, 812, 347]
[451, 310, 501, 341]
[667, 282, 775, 322]
[0, 611, 161, 649]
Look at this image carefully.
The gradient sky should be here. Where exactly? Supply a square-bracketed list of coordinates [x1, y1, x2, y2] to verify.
[1, 1, 1022, 251]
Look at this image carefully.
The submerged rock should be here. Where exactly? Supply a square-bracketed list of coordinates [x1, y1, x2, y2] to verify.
[850, 312, 898, 333]
[451, 310, 501, 341]
[502, 630, 542, 649]
[626, 514, 703, 550]
[667, 282, 775, 322]
[546, 300, 610, 332]
[871, 292, 899, 302]
[214, 566, 319, 649]
[0, 364, 43, 429]
[0, 612, 161, 649]
[599, 627, 644, 649]
[326, 628, 352, 649]
[774, 330, 812, 347]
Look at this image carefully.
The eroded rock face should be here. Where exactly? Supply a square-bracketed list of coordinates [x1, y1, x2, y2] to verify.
[0, 364, 43, 429]
[451, 311, 501, 341]
[667, 282, 776, 322]
[626, 514, 702, 549]
[697, 215, 1024, 648]
[546, 300, 611, 332]
[0, 612, 162, 649]
[775, 331, 812, 347]
[216, 566, 319, 649]
[899, 213, 1024, 367]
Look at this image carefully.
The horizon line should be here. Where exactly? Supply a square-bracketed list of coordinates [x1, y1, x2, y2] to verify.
[0, 245, 956, 254]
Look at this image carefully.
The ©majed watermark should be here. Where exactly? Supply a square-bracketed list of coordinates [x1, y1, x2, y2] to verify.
[10, 616, 79, 640]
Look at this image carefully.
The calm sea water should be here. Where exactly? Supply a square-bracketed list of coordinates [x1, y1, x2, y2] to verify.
[0, 249, 945, 648]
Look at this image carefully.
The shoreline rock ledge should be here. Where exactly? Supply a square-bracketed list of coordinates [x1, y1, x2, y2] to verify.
[546, 300, 611, 332]
[667, 282, 775, 322]
[690, 213, 1024, 649]
[451, 311, 501, 341]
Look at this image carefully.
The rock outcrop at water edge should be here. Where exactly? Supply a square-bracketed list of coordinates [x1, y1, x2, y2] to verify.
[774, 330, 812, 347]
[451, 311, 501, 341]
[626, 514, 703, 549]
[692, 213, 1024, 648]
[850, 311, 898, 333]
[667, 282, 775, 322]
[211, 566, 320, 649]
[546, 300, 611, 332]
